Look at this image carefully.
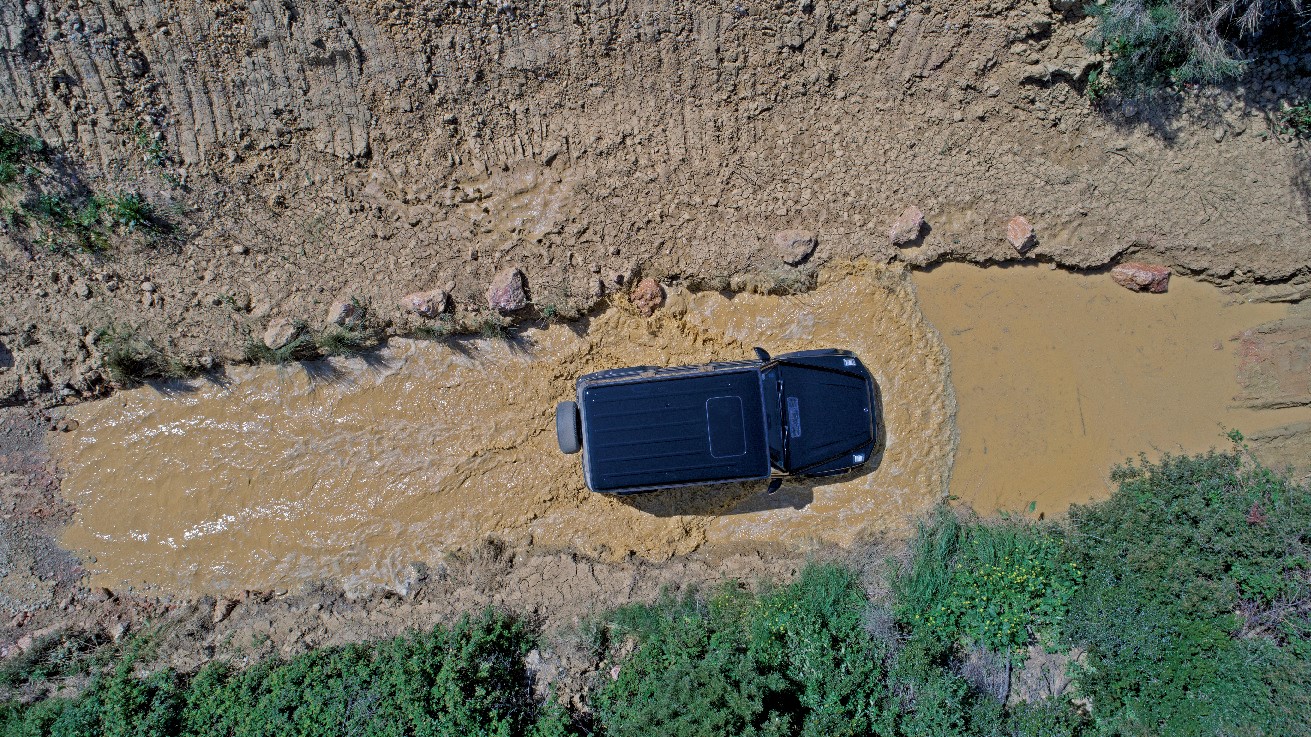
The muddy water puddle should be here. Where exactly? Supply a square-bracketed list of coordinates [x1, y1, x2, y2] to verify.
[913, 263, 1311, 516]
[55, 265, 954, 596]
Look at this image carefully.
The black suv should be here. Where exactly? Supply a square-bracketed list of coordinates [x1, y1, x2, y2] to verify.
[556, 348, 883, 494]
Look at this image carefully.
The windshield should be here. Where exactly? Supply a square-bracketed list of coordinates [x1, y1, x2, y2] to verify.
[762, 361, 874, 474]
[763, 367, 787, 471]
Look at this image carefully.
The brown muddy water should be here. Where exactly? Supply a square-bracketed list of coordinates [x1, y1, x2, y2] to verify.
[913, 263, 1311, 517]
[54, 264, 954, 596]
[54, 261, 1309, 596]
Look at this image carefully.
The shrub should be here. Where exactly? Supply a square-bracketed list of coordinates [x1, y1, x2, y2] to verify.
[1063, 449, 1311, 735]
[894, 512, 1080, 657]
[0, 127, 41, 171]
[1088, 0, 1306, 92]
[1, 611, 561, 737]
[593, 564, 896, 737]
[1276, 100, 1311, 137]
[95, 324, 192, 386]
[95, 193, 153, 233]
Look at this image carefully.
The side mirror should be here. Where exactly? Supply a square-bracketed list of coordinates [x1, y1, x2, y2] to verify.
[754, 347, 771, 362]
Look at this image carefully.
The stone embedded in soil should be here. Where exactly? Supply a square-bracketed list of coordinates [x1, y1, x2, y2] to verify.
[326, 299, 357, 326]
[774, 229, 817, 265]
[1006, 216, 1037, 255]
[399, 289, 449, 318]
[213, 596, 238, 623]
[889, 206, 925, 246]
[630, 278, 664, 316]
[486, 268, 528, 313]
[262, 317, 298, 349]
[1110, 262, 1171, 293]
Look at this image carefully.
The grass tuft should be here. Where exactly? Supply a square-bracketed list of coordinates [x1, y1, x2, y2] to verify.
[95, 324, 193, 385]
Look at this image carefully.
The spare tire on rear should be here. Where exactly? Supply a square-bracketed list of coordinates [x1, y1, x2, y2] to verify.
[556, 401, 581, 454]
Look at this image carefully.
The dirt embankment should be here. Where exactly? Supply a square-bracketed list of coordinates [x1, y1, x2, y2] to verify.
[2, 0, 1310, 407]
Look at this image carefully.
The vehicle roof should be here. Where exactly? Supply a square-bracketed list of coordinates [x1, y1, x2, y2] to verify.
[579, 368, 770, 492]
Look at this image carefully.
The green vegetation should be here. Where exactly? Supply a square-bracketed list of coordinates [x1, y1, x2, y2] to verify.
[97, 193, 154, 233]
[245, 306, 384, 365]
[893, 513, 1080, 657]
[1, 126, 168, 254]
[592, 565, 895, 737]
[1063, 447, 1311, 735]
[0, 127, 42, 186]
[1276, 101, 1311, 138]
[0, 611, 566, 737]
[133, 123, 169, 169]
[1088, 0, 1306, 93]
[2, 446, 1308, 735]
[95, 324, 194, 386]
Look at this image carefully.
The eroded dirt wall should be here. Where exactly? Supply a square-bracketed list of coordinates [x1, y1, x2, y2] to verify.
[2, 0, 1309, 407]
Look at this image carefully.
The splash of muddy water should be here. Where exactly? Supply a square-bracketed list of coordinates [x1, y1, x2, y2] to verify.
[913, 263, 1311, 516]
[54, 264, 954, 595]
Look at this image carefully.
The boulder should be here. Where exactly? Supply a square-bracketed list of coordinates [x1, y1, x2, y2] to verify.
[630, 278, 664, 316]
[1006, 216, 1037, 254]
[486, 268, 528, 313]
[325, 298, 357, 326]
[399, 289, 449, 318]
[1110, 263, 1171, 293]
[774, 229, 817, 265]
[262, 317, 298, 349]
[889, 206, 925, 246]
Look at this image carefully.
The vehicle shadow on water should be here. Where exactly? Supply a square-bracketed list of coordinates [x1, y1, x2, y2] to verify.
[617, 380, 887, 519]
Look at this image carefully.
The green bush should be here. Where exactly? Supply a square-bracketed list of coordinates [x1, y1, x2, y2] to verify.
[593, 564, 895, 737]
[1, 610, 561, 737]
[894, 512, 1080, 656]
[1088, 0, 1306, 92]
[1064, 449, 1311, 736]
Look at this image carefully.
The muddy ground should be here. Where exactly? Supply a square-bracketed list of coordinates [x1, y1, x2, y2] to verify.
[1, 0, 1311, 706]
[2, 0, 1310, 407]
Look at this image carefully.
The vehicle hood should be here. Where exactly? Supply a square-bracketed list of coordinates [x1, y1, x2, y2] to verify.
[771, 363, 874, 472]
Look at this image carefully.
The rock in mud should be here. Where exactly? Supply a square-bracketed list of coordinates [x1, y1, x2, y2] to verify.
[889, 206, 925, 246]
[630, 278, 664, 316]
[1110, 263, 1171, 293]
[774, 229, 817, 265]
[1006, 216, 1037, 255]
[262, 317, 299, 349]
[399, 289, 449, 318]
[486, 268, 528, 313]
[325, 298, 357, 326]
[213, 596, 238, 623]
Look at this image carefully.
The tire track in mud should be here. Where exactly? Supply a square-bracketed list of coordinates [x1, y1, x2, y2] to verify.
[53, 263, 955, 596]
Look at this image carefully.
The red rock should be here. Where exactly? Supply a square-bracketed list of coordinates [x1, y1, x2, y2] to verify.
[1006, 216, 1037, 254]
[1110, 263, 1171, 293]
[774, 229, 817, 265]
[325, 298, 357, 326]
[630, 278, 664, 316]
[399, 289, 449, 318]
[889, 206, 925, 246]
[486, 268, 528, 313]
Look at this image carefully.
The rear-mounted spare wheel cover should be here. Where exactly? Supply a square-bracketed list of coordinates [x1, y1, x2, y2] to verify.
[556, 400, 582, 454]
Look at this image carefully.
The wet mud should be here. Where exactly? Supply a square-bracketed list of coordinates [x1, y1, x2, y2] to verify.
[913, 263, 1311, 516]
[54, 264, 954, 596]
